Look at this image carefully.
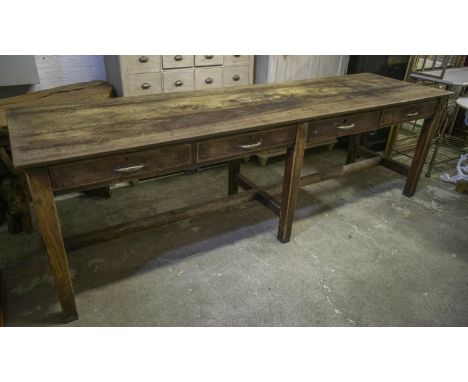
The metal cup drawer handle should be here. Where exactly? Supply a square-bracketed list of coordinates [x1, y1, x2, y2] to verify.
[114, 164, 145, 173]
[139, 56, 149, 63]
[141, 82, 151, 89]
[232, 74, 240, 81]
[205, 55, 214, 59]
[406, 111, 419, 117]
[205, 77, 213, 84]
[336, 122, 355, 129]
[174, 55, 183, 61]
[238, 140, 262, 149]
[175, 80, 184, 87]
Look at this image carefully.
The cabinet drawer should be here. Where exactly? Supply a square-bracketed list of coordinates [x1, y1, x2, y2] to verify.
[197, 125, 296, 163]
[195, 55, 223, 66]
[380, 100, 438, 126]
[121, 55, 161, 74]
[162, 55, 194, 69]
[49, 144, 192, 192]
[195, 67, 223, 90]
[126, 73, 162, 97]
[223, 55, 251, 66]
[223, 66, 250, 87]
[163, 69, 195, 93]
[308, 111, 380, 140]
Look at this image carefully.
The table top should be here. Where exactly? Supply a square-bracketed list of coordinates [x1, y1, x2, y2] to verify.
[7, 73, 452, 169]
[411, 67, 468, 87]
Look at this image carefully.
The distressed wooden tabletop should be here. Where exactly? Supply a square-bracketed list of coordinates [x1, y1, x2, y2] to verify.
[7, 73, 452, 169]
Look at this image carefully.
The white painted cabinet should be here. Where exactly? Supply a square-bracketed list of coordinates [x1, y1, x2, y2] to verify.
[105, 55, 255, 97]
[255, 55, 349, 83]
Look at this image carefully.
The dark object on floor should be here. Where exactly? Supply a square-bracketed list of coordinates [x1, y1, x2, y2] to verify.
[455, 182, 468, 194]
[82, 186, 112, 198]
[0, 81, 115, 233]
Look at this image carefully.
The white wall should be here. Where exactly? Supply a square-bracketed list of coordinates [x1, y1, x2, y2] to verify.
[31, 55, 107, 91]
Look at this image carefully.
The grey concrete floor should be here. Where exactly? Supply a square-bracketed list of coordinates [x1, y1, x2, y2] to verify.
[1, 146, 467, 326]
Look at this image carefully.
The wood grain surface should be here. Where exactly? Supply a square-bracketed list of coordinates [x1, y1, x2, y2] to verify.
[7, 73, 451, 168]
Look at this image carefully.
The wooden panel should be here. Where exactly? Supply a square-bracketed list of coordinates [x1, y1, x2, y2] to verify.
[7, 73, 452, 168]
[162, 55, 194, 69]
[223, 55, 250, 66]
[380, 100, 438, 126]
[49, 144, 192, 192]
[195, 55, 223, 66]
[126, 72, 162, 96]
[195, 67, 223, 90]
[121, 55, 161, 74]
[163, 69, 195, 93]
[197, 125, 295, 163]
[222, 66, 250, 87]
[308, 111, 380, 140]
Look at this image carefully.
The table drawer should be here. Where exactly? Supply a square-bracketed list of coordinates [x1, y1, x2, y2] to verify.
[308, 111, 380, 140]
[223, 66, 250, 87]
[162, 55, 194, 69]
[380, 100, 438, 126]
[195, 55, 223, 66]
[49, 144, 192, 192]
[195, 67, 223, 90]
[197, 125, 296, 163]
[163, 69, 195, 93]
[223, 55, 250, 66]
[126, 73, 162, 96]
[121, 55, 161, 74]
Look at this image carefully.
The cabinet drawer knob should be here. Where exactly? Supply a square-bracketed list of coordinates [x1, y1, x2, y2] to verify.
[232, 74, 240, 81]
[238, 141, 262, 149]
[205, 77, 213, 84]
[141, 82, 151, 89]
[175, 80, 184, 87]
[234, 55, 241, 57]
[139, 56, 149, 63]
[205, 55, 214, 59]
[174, 55, 183, 61]
[114, 164, 145, 173]
[406, 111, 419, 117]
[336, 123, 355, 130]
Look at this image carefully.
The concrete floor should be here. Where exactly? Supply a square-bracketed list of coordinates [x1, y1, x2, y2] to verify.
[1, 146, 467, 326]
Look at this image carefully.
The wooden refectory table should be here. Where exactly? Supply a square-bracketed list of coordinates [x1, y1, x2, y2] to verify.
[6, 73, 451, 322]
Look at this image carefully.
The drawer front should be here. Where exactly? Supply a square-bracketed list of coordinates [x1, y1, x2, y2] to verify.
[222, 65, 250, 87]
[308, 111, 380, 140]
[195, 55, 223, 66]
[195, 67, 223, 90]
[223, 55, 251, 66]
[197, 125, 296, 163]
[380, 100, 439, 126]
[49, 144, 192, 192]
[162, 55, 194, 69]
[163, 69, 195, 93]
[121, 55, 161, 74]
[126, 73, 162, 96]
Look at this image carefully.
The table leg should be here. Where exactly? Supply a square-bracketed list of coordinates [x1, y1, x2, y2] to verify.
[228, 159, 241, 195]
[25, 167, 78, 322]
[346, 133, 361, 164]
[384, 124, 401, 157]
[277, 122, 308, 243]
[403, 100, 444, 197]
